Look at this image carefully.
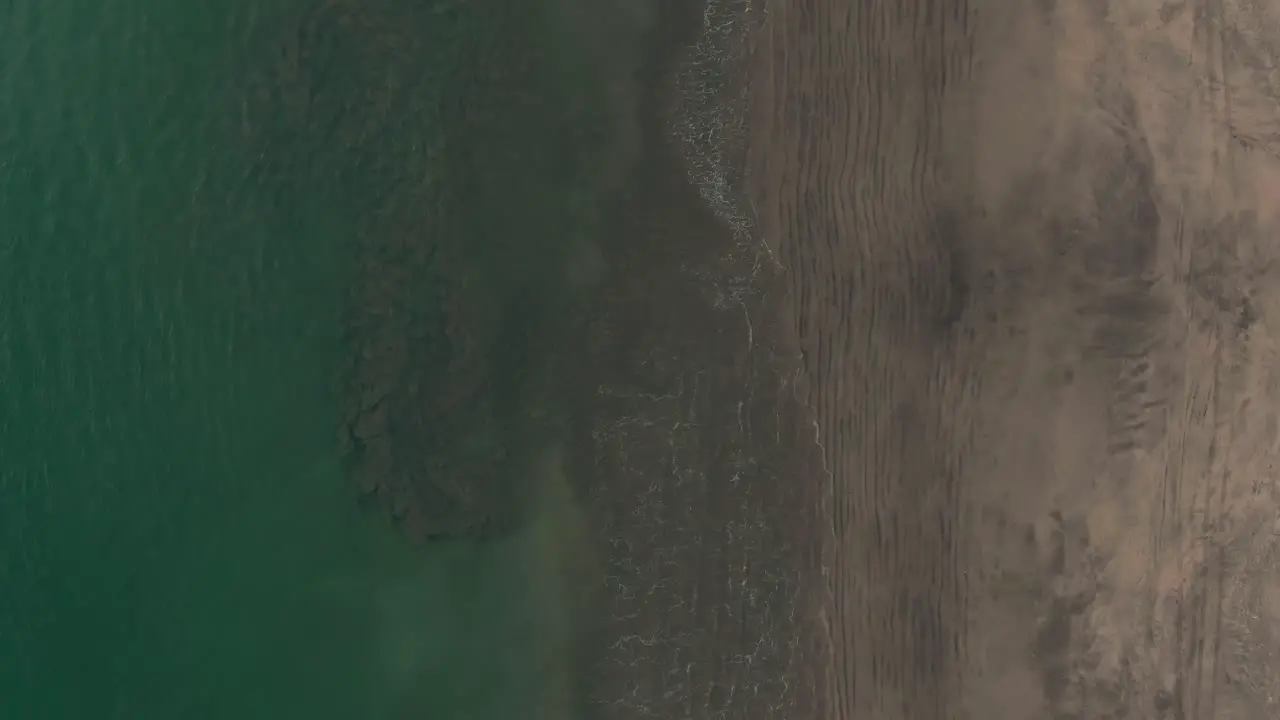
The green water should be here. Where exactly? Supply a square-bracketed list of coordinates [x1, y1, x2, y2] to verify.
[0, 0, 651, 717]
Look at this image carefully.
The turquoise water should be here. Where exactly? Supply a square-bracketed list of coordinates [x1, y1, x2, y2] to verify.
[0, 0, 650, 717]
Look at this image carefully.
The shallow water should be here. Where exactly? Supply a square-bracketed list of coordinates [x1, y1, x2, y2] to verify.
[0, 0, 654, 717]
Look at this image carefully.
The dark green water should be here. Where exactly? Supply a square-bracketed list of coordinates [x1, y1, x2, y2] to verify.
[0, 0, 653, 717]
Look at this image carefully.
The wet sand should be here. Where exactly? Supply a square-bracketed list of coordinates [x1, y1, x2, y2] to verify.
[746, 3, 974, 717]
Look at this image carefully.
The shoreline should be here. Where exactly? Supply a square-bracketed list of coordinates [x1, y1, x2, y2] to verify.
[571, 0, 831, 716]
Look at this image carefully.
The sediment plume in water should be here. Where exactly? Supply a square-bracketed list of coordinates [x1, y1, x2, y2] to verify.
[244, 0, 652, 541]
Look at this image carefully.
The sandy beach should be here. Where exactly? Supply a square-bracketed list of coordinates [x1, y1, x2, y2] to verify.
[735, 0, 1280, 718]
[577, 0, 1280, 718]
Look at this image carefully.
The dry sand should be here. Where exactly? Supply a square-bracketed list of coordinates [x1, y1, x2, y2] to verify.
[737, 0, 1280, 718]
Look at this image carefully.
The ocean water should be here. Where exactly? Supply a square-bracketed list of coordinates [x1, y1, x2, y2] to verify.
[0, 0, 651, 717]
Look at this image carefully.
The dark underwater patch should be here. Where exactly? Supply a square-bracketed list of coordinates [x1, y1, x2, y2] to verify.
[243, 0, 649, 541]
